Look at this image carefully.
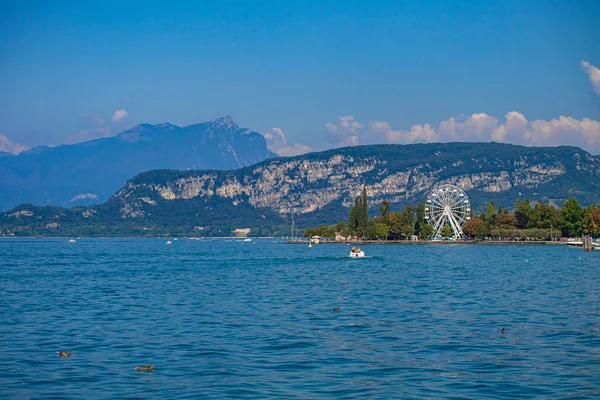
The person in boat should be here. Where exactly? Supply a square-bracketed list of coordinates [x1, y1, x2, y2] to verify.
[351, 246, 361, 253]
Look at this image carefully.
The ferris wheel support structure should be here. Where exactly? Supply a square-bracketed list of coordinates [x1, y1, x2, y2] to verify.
[424, 184, 471, 239]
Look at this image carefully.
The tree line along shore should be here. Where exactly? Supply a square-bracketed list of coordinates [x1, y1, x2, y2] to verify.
[303, 189, 600, 241]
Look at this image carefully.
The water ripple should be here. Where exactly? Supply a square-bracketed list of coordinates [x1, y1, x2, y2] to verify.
[0, 238, 599, 398]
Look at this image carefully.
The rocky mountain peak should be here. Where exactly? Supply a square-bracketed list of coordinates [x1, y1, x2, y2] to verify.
[155, 122, 177, 129]
[0, 116, 277, 210]
[209, 115, 239, 131]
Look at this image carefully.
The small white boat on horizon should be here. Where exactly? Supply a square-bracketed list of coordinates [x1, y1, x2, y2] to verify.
[166, 240, 172, 245]
[68, 239, 76, 243]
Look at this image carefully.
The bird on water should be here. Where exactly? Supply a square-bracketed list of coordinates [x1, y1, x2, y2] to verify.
[135, 365, 154, 371]
[333, 306, 340, 312]
[57, 350, 71, 357]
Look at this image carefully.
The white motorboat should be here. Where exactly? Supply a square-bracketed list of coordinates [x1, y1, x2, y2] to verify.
[68, 239, 76, 243]
[566, 241, 583, 248]
[349, 250, 365, 258]
[166, 240, 172, 245]
[566, 241, 599, 249]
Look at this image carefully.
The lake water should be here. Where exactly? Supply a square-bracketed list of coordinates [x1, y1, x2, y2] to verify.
[1, 238, 599, 399]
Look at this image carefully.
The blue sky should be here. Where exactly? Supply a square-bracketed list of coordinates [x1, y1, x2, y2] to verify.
[1, 0, 599, 154]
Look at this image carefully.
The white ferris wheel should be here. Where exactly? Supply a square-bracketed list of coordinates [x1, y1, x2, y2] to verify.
[425, 184, 471, 238]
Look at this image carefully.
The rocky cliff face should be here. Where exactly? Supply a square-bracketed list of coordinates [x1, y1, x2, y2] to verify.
[2, 142, 599, 235]
[109, 142, 600, 225]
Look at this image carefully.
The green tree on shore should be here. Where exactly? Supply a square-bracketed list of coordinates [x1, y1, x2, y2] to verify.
[348, 196, 360, 233]
[335, 221, 347, 236]
[414, 203, 426, 238]
[514, 198, 532, 229]
[348, 186, 369, 237]
[440, 224, 452, 238]
[360, 186, 369, 233]
[379, 199, 390, 219]
[463, 217, 485, 238]
[418, 223, 434, 239]
[400, 205, 415, 238]
[561, 197, 584, 237]
[494, 209, 517, 229]
[374, 223, 389, 239]
[582, 206, 600, 236]
[305, 194, 598, 241]
[532, 203, 563, 230]
[484, 201, 497, 225]
[387, 212, 403, 239]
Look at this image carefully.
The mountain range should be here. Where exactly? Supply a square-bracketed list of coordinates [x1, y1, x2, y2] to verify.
[0, 116, 276, 211]
[2, 142, 599, 237]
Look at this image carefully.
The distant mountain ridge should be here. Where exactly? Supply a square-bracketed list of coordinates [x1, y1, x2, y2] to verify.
[110, 142, 600, 224]
[0, 116, 276, 210]
[2, 142, 599, 237]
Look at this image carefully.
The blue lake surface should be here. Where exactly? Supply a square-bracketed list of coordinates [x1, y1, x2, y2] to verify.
[1, 238, 599, 399]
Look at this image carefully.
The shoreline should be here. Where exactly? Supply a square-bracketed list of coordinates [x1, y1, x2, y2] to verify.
[0, 237, 575, 246]
[285, 239, 567, 245]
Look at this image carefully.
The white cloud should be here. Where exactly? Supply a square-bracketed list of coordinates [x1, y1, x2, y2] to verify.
[70, 193, 98, 202]
[526, 116, 600, 148]
[263, 127, 286, 149]
[337, 116, 364, 134]
[276, 143, 313, 157]
[262, 128, 312, 156]
[111, 109, 128, 123]
[0, 133, 28, 154]
[383, 122, 439, 144]
[490, 111, 528, 142]
[581, 61, 600, 95]
[326, 116, 370, 146]
[324, 112, 600, 153]
[438, 113, 499, 141]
